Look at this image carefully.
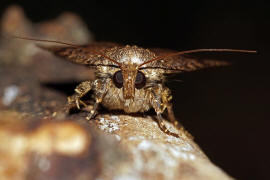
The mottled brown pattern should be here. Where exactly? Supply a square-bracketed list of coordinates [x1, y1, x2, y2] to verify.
[38, 42, 120, 67]
[146, 48, 229, 72]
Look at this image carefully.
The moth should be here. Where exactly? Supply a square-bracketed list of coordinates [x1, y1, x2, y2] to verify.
[11, 36, 256, 138]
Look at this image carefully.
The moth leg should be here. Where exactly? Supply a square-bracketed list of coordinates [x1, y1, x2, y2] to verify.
[166, 102, 179, 127]
[166, 103, 193, 139]
[86, 98, 100, 120]
[66, 80, 92, 111]
[150, 87, 180, 138]
[160, 87, 178, 126]
[86, 79, 109, 120]
[156, 113, 180, 138]
[162, 88, 193, 139]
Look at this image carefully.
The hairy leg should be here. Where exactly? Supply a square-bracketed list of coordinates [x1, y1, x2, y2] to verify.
[166, 103, 180, 128]
[160, 87, 178, 126]
[160, 86, 193, 139]
[86, 78, 109, 120]
[150, 86, 180, 138]
[66, 80, 92, 111]
[166, 103, 193, 139]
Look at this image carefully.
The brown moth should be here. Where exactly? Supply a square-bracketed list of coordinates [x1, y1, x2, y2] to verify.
[11, 36, 256, 138]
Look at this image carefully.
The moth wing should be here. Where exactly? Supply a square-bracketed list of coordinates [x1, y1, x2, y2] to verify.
[38, 42, 121, 66]
[149, 48, 229, 73]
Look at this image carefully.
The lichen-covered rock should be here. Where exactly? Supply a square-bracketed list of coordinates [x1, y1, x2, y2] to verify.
[91, 114, 232, 180]
[0, 111, 232, 180]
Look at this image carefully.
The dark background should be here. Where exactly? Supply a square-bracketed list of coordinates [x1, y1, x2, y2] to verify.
[0, 0, 269, 179]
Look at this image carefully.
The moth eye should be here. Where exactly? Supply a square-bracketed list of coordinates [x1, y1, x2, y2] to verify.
[135, 71, 146, 89]
[113, 70, 123, 88]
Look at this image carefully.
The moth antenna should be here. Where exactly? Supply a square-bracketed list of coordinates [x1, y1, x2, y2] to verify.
[139, 48, 257, 67]
[3, 34, 122, 66]
[3, 34, 81, 47]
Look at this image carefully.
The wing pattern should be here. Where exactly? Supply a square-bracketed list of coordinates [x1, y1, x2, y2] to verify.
[38, 42, 121, 67]
[145, 48, 229, 73]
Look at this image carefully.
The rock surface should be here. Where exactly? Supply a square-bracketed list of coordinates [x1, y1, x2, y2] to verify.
[0, 5, 233, 180]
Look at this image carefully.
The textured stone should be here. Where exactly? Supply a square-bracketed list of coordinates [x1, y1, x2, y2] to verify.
[91, 114, 232, 180]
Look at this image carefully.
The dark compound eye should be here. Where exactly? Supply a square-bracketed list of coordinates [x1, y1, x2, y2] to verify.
[135, 71, 146, 89]
[112, 70, 123, 88]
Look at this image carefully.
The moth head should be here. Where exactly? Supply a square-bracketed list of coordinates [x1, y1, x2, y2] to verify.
[112, 64, 147, 99]
[108, 46, 153, 99]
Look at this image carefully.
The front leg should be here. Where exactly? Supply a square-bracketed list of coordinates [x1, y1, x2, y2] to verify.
[86, 78, 110, 120]
[152, 85, 193, 139]
[66, 80, 93, 111]
[150, 85, 180, 138]
[161, 87, 184, 130]
[166, 102, 193, 139]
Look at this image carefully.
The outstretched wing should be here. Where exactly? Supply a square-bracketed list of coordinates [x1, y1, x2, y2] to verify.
[145, 48, 229, 73]
[38, 42, 121, 67]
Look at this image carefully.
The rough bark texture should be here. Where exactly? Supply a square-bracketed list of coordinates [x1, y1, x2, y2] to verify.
[0, 5, 233, 180]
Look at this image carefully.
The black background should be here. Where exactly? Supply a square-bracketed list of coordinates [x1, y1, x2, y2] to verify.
[0, 0, 269, 179]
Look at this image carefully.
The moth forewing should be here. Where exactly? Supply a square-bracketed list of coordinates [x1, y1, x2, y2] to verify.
[139, 48, 256, 73]
[38, 43, 121, 67]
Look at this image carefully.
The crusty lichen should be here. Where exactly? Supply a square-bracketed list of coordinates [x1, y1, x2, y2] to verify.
[92, 114, 232, 180]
